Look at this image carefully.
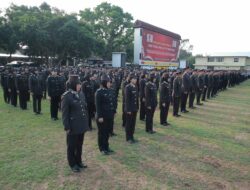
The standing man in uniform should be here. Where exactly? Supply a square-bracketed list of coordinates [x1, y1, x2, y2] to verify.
[121, 75, 130, 128]
[202, 70, 208, 102]
[159, 72, 171, 126]
[95, 75, 115, 155]
[145, 73, 158, 134]
[172, 71, 182, 117]
[7, 70, 18, 107]
[47, 70, 62, 120]
[15, 69, 29, 110]
[107, 78, 118, 137]
[181, 68, 190, 113]
[61, 75, 89, 173]
[29, 69, 45, 114]
[1, 69, 10, 104]
[139, 73, 146, 121]
[196, 70, 204, 105]
[124, 74, 138, 143]
[82, 74, 95, 130]
[189, 70, 196, 109]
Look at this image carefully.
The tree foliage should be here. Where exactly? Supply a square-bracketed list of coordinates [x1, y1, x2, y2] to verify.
[0, 2, 134, 63]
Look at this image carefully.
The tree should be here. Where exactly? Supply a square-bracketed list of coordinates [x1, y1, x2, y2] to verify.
[79, 2, 134, 60]
[179, 39, 195, 68]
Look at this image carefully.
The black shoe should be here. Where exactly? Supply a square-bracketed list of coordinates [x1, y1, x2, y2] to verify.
[162, 122, 170, 126]
[140, 119, 145, 121]
[78, 162, 88, 169]
[110, 133, 117, 137]
[71, 165, 80, 173]
[176, 114, 181, 117]
[107, 148, 115, 153]
[127, 139, 134, 144]
[101, 150, 109, 155]
[197, 103, 203, 105]
[149, 130, 156, 134]
[189, 106, 196, 109]
[132, 139, 138, 143]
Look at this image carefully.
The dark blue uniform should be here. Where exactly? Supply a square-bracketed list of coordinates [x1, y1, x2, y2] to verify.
[124, 83, 138, 141]
[61, 89, 89, 168]
[95, 87, 115, 152]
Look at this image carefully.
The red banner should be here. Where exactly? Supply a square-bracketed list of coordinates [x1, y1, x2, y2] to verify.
[141, 29, 180, 63]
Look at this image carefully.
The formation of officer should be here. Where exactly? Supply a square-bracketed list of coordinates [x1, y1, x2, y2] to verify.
[0, 65, 248, 173]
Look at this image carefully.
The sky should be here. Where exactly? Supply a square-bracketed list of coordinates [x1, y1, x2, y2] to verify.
[1, 0, 250, 55]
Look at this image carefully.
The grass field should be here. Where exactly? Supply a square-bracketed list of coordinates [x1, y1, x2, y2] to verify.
[0, 80, 250, 190]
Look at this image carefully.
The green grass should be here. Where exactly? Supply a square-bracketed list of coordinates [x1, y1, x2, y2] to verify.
[0, 80, 250, 190]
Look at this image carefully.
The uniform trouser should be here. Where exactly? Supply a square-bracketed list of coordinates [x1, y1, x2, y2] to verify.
[160, 102, 170, 124]
[173, 96, 180, 115]
[19, 90, 28, 109]
[196, 90, 202, 104]
[125, 112, 137, 141]
[87, 102, 95, 130]
[181, 92, 188, 111]
[10, 90, 17, 107]
[109, 116, 115, 135]
[122, 103, 126, 127]
[139, 98, 146, 120]
[33, 94, 42, 113]
[50, 96, 61, 119]
[146, 107, 156, 132]
[207, 87, 212, 99]
[202, 87, 207, 101]
[67, 133, 84, 167]
[189, 92, 195, 108]
[97, 118, 112, 151]
[3, 87, 10, 103]
[43, 90, 47, 99]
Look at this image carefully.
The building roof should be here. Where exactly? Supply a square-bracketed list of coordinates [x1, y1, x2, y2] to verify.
[206, 52, 250, 57]
[134, 20, 181, 40]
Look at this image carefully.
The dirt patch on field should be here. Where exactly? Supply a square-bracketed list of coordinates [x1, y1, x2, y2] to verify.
[201, 156, 222, 168]
[212, 181, 226, 189]
[235, 133, 249, 141]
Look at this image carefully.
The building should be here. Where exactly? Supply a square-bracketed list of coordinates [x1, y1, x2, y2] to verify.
[194, 52, 250, 75]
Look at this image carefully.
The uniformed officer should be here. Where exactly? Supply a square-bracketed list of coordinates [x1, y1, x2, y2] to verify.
[15, 69, 29, 110]
[62, 75, 89, 173]
[47, 70, 62, 120]
[145, 73, 158, 133]
[95, 75, 115, 155]
[29, 69, 45, 114]
[82, 73, 95, 130]
[159, 72, 171, 126]
[202, 70, 208, 101]
[181, 68, 191, 113]
[124, 73, 138, 143]
[1, 69, 10, 104]
[196, 70, 204, 105]
[207, 71, 214, 99]
[7, 70, 18, 107]
[172, 71, 182, 117]
[121, 75, 130, 128]
[189, 71, 196, 109]
[107, 77, 118, 137]
[139, 73, 146, 121]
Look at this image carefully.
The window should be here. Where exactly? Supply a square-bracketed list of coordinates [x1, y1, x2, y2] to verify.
[207, 57, 215, 62]
[234, 58, 239, 62]
[216, 57, 224, 62]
